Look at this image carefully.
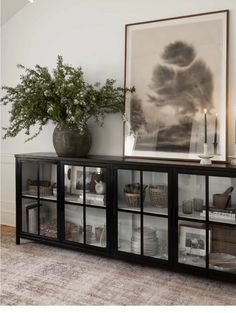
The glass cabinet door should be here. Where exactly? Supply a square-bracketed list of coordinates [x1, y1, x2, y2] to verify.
[208, 176, 236, 273]
[178, 173, 236, 274]
[209, 176, 236, 225]
[117, 169, 169, 261]
[64, 165, 107, 248]
[21, 161, 58, 239]
[177, 174, 207, 268]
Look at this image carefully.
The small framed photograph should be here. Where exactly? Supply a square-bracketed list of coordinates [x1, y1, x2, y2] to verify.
[50, 164, 57, 186]
[64, 165, 72, 194]
[71, 166, 84, 195]
[179, 225, 211, 256]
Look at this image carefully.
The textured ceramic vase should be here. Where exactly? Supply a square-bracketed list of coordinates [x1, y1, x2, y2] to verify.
[53, 125, 92, 157]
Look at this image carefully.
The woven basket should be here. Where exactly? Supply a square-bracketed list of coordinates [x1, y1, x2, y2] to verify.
[28, 185, 52, 196]
[149, 185, 167, 208]
[124, 193, 141, 208]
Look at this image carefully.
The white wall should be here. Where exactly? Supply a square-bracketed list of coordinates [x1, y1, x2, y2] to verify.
[1, 0, 28, 26]
[1, 0, 236, 226]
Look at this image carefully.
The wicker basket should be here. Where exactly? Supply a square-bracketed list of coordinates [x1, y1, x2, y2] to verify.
[149, 185, 167, 208]
[124, 192, 141, 208]
[28, 184, 52, 196]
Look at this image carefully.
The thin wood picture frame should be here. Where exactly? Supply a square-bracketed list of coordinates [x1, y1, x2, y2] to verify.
[123, 10, 229, 162]
[179, 225, 211, 257]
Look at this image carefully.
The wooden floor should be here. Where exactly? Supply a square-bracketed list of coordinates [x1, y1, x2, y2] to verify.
[1, 225, 15, 233]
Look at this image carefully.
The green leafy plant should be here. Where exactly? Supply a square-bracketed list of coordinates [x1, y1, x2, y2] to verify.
[1, 56, 134, 141]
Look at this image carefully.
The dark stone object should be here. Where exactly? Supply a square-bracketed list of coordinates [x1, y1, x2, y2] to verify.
[27, 180, 50, 187]
[53, 126, 92, 157]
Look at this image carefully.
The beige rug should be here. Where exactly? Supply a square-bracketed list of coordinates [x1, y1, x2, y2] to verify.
[1, 230, 236, 305]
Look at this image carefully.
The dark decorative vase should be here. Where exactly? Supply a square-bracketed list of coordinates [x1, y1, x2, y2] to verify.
[53, 126, 92, 157]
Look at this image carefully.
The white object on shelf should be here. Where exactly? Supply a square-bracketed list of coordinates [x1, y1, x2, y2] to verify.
[231, 157, 236, 166]
[95, 181, 106, 194]
[198, 143, 214, 165]
[200, 210, 235, 222]
[229, 144, 236, 165]
[131, 227, 159, 256]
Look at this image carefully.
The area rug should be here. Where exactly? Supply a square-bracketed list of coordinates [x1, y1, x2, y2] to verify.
[1, 230, 236, 305]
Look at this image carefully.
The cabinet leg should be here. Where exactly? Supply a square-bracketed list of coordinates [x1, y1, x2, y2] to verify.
[16, 235, 20, 245]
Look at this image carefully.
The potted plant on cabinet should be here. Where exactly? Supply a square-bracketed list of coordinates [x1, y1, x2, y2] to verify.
[1, 56, 134, 156]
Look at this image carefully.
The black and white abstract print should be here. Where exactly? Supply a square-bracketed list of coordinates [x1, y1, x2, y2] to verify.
[124, 12, 227, 161]
[134, 41, 213, 153]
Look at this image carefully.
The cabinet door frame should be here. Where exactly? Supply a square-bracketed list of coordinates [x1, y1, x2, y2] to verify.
[60, 160, 112, 255]
[113, 163, 173, 267]
[174, 167, 236, 281]
[16, 158, 59, 241]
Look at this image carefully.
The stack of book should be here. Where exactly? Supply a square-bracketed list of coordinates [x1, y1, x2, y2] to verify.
[200, 208, 236, 223]
[79, 193, 105, 206]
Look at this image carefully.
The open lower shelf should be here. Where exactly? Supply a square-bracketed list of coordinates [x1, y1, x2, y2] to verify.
[178, 255, 206, 268]
[66, 238, 106, 248]
[179, 254, 236, 273]
[118, 200, 168, 216]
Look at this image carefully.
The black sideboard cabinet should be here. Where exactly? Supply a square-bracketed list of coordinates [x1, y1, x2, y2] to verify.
[15, 153, 236, 283]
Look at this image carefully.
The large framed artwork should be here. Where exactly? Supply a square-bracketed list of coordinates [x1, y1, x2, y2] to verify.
[124, 10, 229, 162]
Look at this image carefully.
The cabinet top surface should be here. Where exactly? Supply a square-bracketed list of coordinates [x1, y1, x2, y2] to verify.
[15, 152, 236, 171]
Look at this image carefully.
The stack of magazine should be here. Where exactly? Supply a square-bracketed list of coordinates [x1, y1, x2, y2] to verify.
[78, 193, 105, 206]
[200, 207, 236, 223]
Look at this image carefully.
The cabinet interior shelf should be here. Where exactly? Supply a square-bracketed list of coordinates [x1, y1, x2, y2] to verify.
[117, 208, 168, 219]
[64, 239, 106, 248]
[22, 193, 57, 202]
[65, 195, 106, 207]
[118, 200, 168, 216]
[64, 202, 107, 211]
[178, 207, 236, 225]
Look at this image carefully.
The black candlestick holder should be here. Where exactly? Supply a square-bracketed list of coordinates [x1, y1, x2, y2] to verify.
[213, 141, 218, 155]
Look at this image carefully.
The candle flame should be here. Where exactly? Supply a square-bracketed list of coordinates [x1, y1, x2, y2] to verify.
[204, 108, 207, 114]
[216, 113, 218, 117]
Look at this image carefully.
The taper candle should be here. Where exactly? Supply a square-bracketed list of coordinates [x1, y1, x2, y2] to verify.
[214, 113, 218, 144]
[235, 110, 236, 144]
[204, 108, 207, 144]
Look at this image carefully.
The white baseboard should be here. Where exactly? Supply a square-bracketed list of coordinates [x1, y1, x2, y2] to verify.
[1, 153, 15, 226]
[1, 201, 15, 227]
[0, 153, 15, 164]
